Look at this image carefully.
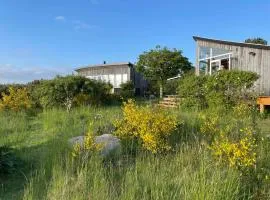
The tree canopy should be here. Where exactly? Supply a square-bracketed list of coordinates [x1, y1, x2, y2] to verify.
[136, 45, 192, 97]
[245, 37, 268, 45]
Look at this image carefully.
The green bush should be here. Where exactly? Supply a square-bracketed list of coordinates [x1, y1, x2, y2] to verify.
[31, 75, 113, 110]
[204, 70, 259, 108]
[119, 81, 135, 99]
[164, 79, 179, 95]
[178, 74, 207, 109]
[178, 70, 259, 109]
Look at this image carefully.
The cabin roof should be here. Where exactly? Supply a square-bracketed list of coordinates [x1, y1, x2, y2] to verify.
[75, 62, 133, 72]
[193, 36, 270, 50]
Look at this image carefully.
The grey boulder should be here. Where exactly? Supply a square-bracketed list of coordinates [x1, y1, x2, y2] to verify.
[68, 134, 121, 157]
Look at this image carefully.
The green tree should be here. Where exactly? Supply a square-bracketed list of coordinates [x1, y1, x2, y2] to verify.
[136, 45, 192, 98]
[245, 37, 268, 45]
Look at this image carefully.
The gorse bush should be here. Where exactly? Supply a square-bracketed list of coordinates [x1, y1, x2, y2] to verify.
[72, 121, 103, 158]
[199, 103, 258, 171]
[179, 70, 259, 109]
[114, 100, 177, 153]
[0, 87, 32, 111]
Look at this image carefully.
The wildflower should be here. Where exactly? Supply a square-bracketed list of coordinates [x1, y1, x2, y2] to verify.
[114, 99, 177, 153]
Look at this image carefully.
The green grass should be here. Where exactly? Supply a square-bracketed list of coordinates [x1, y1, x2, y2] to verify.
[0, 106, 270, 199]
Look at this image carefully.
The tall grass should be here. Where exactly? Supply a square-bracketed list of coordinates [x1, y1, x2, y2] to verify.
[22, 144, 242, 200]
[1, 106, 270, 199]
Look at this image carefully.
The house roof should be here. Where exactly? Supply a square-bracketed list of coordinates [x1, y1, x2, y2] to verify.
[193, 36, 270, 50]
[75, 62, 133, 71]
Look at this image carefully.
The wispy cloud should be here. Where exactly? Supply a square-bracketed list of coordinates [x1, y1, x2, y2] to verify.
[54, 16, 96, 31]
[72, 20, 95, 30]
[55, 16, 66, 22]
[0, 64, 74, 84]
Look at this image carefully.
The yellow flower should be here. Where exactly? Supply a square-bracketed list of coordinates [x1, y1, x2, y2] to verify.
[114, 99, 177, 154]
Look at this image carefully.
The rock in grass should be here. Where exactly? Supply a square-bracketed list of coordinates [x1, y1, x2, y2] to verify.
[68, 134, 121, 157]
[68, 136, 85, 147]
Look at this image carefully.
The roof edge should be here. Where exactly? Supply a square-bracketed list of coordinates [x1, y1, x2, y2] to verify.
[193, 36, 270, 50]
[75, 62, 133, 72]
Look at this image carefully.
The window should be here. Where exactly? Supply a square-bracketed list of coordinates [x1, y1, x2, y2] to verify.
[198, 46, 233, 75]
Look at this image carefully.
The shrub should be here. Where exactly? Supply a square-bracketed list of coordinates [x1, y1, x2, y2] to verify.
[0, 84, 25, 99]
[0, 87, 32, 111]
[72, 122, 103, 158]
[210, 130, 257, 169]
[164, 79, 179, 95]
[178, 70, 259, 109]
[114, 100, 177, 153]
[119, 81, 135, 99]
[31, 75, 113, 110]
[178, 74, 207, 109]
[199, 104, 258, 171]
[204, 70, 259, 108]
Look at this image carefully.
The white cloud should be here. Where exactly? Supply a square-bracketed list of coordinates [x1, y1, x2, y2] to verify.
[54, 16, 95, 31]
[55, 16, 66, 22]
[0, 64, 74, 84]
[72, 20, 95, 30]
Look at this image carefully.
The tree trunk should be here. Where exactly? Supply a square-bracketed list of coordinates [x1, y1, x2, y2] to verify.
[159, 84, 163, 98]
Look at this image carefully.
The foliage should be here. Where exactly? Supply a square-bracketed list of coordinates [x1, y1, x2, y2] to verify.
[178, 74, 207, 109]
[199, 104, 258, 171]
[114, 100, 177, 153]
[0, 146, 18, 175]
[136, 45, 192, 97]
[119, 81, 135, 99]
[0, 84, 25, 99]
[204, 70, 259, 107]
[164, 79, 179, 95]
[0, 106, 270, 199]
[31, 75, 112, 111]
[72, 121, 103, 157]
[245, 37, 268, 45]
[0, 87, 33, 112]
[179, 70, 259, 109]
[211, 131, 256, 168]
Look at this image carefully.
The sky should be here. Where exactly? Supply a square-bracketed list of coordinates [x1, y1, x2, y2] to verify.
[0, 0, 270, 83]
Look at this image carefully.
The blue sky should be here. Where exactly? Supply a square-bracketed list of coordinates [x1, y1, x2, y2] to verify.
[0, 0, 269, 83]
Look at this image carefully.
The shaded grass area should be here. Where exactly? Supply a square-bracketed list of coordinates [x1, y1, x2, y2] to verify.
[0, 106, 270, 199]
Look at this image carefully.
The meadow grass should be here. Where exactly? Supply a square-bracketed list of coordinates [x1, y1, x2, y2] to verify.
[0, 105, 269, 199]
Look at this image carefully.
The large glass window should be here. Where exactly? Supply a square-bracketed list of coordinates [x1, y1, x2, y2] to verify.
[198, 46, 233, 75]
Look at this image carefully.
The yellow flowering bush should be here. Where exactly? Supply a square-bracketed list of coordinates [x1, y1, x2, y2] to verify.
[114, 99, 177, 154]
[72, 122, 103, 157]
[199, 113, 220, 138]
[199, 104, 258, 171]
[0, 87, 32, 111]
[210, 128, 257, 168]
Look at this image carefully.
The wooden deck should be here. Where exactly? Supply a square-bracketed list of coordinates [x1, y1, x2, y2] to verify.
[257, 96, 270, 113]
[158, 95, 180, 108]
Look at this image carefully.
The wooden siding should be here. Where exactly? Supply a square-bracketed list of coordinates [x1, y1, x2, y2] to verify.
[77, 65, 131, 89]
[76, 64, 148, 95]
[196, 40, 270, 95]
